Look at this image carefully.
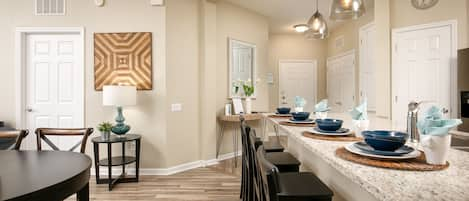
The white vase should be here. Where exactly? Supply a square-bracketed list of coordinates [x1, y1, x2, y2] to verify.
[421, 134, 451, 165]
[352, 120, 369, 138]
[245, 97, 252, 114]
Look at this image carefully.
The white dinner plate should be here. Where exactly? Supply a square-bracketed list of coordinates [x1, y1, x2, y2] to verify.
[307, 127, 353, 136]
[287, 119, 315, 124]
[344, 143, 421, 160]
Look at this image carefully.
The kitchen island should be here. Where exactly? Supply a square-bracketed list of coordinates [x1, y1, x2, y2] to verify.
[264, 113, 469, 201]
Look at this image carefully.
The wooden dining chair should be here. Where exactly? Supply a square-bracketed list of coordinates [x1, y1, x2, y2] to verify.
[35, 128, 94, 153]
[0, 130, 29, 150]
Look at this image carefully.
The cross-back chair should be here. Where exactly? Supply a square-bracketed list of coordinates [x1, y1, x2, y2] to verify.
[35, 128, 94, 153]
[0, 130, 29, 150]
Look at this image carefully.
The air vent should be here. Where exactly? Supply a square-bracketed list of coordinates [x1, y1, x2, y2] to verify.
[35, 0, 66, 16]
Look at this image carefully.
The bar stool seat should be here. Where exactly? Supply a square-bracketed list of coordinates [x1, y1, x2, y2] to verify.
[265, 152, 300, 172]
[255, 137, 285, 152]
[277, 172, 334, 201]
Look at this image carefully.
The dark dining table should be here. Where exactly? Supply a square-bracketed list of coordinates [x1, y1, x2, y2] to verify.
[0, 150, 91, 201]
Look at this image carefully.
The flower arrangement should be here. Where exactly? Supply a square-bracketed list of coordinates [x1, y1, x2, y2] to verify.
[243, 79, 255, 97]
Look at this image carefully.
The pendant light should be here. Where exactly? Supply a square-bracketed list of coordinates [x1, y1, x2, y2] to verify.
[306, 0, 328, 39]
[330, 0, 366, 21]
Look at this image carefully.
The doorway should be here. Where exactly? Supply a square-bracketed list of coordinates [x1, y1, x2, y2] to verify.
[278, 60, 317, 112]
[392, 20, 457, 129]
[359, 22, 376, 112]
[15, 27, 85, 150]
[327, 50, 356, 113]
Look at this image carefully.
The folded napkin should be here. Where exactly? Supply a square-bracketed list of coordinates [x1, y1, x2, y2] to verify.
[314, 99, 329, 112]
[349, 101, 368, 120]
[417, 106, 462, 136]
[295, 96, 307, 110]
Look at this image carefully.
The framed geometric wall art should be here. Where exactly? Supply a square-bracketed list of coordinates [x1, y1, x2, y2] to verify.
[94, 32, 152, 90]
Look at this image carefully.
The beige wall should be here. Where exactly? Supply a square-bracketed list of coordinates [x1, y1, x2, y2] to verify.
[165, 0, 201, 167]
[268, 34, 328, 111]
[390, 0, 468, 49]
[215, 1, 269, 154]
[0, 0, 167, 168]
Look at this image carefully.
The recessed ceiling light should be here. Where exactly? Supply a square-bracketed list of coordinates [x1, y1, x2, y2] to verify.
[293, 24, 309, 33]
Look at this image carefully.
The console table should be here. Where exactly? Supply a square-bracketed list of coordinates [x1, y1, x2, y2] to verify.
[91, 134, 141, 191]
[217, 113, 263, 166]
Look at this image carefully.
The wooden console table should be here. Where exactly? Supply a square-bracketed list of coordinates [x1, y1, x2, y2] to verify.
[217, 113, 263, 166]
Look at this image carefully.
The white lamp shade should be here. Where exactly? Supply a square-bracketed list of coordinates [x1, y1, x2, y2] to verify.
[102, 85, 137, 106]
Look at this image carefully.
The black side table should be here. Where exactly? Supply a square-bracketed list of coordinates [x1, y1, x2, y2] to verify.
[91, 134, 141, 191]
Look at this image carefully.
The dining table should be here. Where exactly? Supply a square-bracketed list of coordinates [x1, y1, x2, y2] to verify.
[0, 150, 92, 201]
[264, 112, 469, 201]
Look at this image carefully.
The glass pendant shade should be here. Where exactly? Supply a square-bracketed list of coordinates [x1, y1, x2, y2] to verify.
[306, 11, 328, 39]
[330, 0, 366, 21]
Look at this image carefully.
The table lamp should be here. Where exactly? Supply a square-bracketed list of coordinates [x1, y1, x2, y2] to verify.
[103, 85, 136, 136]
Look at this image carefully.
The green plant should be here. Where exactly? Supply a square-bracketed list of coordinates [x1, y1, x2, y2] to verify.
[97, 122, 113, 132]
[243, 83, 254, 97]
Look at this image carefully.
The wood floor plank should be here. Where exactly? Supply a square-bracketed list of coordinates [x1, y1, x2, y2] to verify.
[65, 158, 241, 201]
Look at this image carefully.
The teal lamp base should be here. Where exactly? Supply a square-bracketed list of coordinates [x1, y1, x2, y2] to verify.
[111, 107, 131, 136]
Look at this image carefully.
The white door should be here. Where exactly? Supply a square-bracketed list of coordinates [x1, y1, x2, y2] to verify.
[392, 23, 453, 129]
[279, 60, 317, 112]
[25, 33, 84, 150]
[327, 52, 356, 113]
[359, 23, 376, 111]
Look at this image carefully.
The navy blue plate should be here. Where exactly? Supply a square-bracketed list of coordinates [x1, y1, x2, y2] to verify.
[353, 142, 414, 156]
[289, 118, 314, 123]
[314, 127, 349, 134]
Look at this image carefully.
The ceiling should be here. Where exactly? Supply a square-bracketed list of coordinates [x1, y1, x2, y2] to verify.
[223, 0, 374, 34]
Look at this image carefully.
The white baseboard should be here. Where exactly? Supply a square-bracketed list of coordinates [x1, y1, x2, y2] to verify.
[91, 151, 242, 176]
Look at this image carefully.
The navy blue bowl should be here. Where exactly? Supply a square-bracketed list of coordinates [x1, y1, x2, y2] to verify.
[291, 112, 310, 121]
[315, 118, 343, 131]
[277, 107, 291, 114]
[362, 130, 409, 151]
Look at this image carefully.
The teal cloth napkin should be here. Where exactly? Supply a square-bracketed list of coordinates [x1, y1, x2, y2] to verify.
[417, 106, 462, 136]
[349, 101, 368, 120]
[314, 99, 329, 112]
[294, 96, 307, 108]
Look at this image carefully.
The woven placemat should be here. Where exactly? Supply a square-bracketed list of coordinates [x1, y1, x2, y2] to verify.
[302, 131, 361, 142]
[279, 121, 315, 127]
[267, 115, 292, 119]
[335, 147, 449, 171]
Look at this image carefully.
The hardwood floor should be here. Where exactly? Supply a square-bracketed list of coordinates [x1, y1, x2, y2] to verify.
[66, 136, 285, 201]
[66, 158, 242, 201]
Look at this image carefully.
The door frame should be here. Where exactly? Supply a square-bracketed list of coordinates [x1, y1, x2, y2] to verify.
[278, 59, 318, 107]
[15, 27, 85, 129]
[391, 20, 458, 119]
[359, 22, 376, 111]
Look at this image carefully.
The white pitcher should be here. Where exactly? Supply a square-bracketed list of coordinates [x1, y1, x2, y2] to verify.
[420, 134, 451, 165]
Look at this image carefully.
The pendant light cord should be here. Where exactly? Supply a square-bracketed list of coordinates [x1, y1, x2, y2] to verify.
[316, 0, 319, 12]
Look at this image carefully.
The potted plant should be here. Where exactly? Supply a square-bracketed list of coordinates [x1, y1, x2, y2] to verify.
[97, 122, 113, 141]
[242, 79, 256, 114]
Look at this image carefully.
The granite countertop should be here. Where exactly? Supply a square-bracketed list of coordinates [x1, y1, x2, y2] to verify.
[265, 113, 469, 201]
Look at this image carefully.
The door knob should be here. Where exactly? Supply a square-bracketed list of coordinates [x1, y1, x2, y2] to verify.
[442, 108, 449, 114]
[26, 108, 33, 112]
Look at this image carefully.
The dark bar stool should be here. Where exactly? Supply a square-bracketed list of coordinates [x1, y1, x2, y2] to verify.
[256, 145, 334, 201]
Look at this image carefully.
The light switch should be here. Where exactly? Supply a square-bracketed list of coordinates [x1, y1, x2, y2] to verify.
[171, 103, 182, 112]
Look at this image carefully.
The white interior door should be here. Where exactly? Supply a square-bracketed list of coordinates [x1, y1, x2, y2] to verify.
[327, 51, 356, 113]
[279, 60, 317, 112]
[392, 23, 453, 129]
[359, 23, 377, 111]
[25, 33, 84, 150]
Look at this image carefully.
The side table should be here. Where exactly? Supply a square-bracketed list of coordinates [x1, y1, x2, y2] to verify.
[91, 134, 141, 191]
